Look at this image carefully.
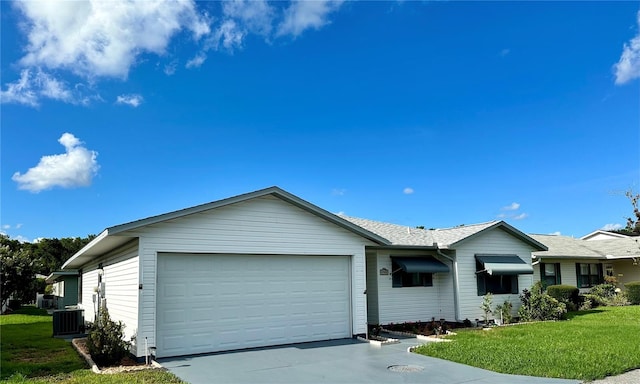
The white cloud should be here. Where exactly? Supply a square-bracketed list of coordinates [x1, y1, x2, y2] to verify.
[513, 213, 528, 220]
[223, 0, 275, 37]
[0, 68, 77, 107]
[277, 0, 344, 37]
[332, 188, 346, 196]
[2, 225, 10, 230]
[14, 0, 210, 79]
[614, 11, 640, 85]
[502, 202, 520, 211]
[3, 0, 347, 107]
[403, 187, 414, 195]
[602, 223, 623, 231]
[549, 231, 562, 236]
[12, 133, 99, 193]
[116, 94, 143, 107]
[164, 61, 178, 76]
[186, 53, 207, 69]
[16, 224, 23, 229]
[14, 235, 31, 244]
[212, 20, 246, 51]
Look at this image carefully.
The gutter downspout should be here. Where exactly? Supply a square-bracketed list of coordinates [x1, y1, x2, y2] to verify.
[436, 248, 460, 322]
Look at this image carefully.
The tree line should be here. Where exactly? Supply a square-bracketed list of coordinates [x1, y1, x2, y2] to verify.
[1, 234, 95, 311]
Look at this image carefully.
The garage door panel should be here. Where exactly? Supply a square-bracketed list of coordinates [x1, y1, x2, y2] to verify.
[156, 254, 351, 357]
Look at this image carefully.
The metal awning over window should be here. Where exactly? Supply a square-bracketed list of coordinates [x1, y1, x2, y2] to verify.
[475, 255, 533, 275]
[391, 256, 450, 273]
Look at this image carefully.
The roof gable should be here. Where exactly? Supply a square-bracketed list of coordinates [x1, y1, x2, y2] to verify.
[445, 221, 547, 251]
[63, 187, 389, 269]
[106, 187, 388, 244]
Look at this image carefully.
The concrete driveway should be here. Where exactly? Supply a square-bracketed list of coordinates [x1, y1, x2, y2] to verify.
[158, 337, 581, 384]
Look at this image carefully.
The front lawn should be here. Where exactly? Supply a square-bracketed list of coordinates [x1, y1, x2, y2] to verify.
[1, 307, 182, 384]
[414, 306, 640, 381]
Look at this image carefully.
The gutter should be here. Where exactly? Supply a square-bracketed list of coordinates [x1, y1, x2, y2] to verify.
[61, 230, 108, 269]
[436, 248, 460, 322]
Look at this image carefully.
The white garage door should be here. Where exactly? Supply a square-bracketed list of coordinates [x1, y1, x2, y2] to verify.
[156, 253, 352, 357]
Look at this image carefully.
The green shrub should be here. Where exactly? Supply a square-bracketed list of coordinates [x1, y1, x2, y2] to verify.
[583, 294, 607, 308]
[519, 285, 567, 321]
[547, 285, 579, 305]
[480, 293, 493, 323]
[609, 292, 630, 306]
[589, 284, 616, 300]
[86, 305, 130, 367]
[494, 300, 513, 324]
[625, 281, 640, 305]
[8, 299, 22, 310]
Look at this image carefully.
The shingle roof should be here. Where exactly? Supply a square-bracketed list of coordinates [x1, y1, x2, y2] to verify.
[531, 234, 640, 259]
[339, 216, 507, 248]
[339, 216, 438, 246]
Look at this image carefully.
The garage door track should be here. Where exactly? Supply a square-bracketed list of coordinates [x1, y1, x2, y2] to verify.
[158, 337, 580, 384]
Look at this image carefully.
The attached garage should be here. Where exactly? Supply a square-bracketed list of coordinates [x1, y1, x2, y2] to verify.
[156, 253, 352, 357]
[61, 187, 388, 359]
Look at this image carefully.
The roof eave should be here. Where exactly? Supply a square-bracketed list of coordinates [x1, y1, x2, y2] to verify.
[366, 244, 439, 251]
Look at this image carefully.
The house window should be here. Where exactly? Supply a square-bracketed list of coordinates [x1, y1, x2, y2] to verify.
[541, 263, 561, 286]
[392, 261, 433, 287]
[576, 263, 603, 288]
[476, 260, 518, 295]
[605, 264, 614, 278]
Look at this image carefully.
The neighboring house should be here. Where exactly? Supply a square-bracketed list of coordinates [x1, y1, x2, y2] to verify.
[581, 230, 632, 241]
[530, 234, 640, 291]
[60, 187, 545, 360]
[45, 271, 80, 309]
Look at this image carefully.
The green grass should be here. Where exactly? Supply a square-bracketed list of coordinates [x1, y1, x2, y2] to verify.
[414, 306, 640, 381]
[1, 307, 183, 384]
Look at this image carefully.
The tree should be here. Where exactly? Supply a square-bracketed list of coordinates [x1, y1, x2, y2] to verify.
[623, 190, 640, 236]
[0, 240, 38, 311]
[25, 235, 95, 274]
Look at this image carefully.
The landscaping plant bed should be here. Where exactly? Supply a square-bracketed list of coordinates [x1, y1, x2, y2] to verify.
[73, 338, 162, 374]
[379, 319, 466, 337]
[357, 334, 400, 346]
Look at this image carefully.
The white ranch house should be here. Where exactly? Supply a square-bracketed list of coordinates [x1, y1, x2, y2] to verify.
[61, 187, 547, 359]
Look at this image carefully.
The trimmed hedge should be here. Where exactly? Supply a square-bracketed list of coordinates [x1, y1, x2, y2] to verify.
[625, 281, 640, 305]
[547, 285, 579, 305]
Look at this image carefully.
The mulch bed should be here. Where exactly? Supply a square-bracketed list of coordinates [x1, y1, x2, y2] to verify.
[73, 338, 161, 374]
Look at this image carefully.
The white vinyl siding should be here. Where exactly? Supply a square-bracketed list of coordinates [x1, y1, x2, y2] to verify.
[372, 250, 455, 325]
[456, 228, 536, 322]
[131, 195, 372, 358]
[80, 268, 99, 322]
[77, 240, 139, 352]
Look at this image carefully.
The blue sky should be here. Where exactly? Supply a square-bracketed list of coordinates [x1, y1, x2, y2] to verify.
[2, 1, 639, 242]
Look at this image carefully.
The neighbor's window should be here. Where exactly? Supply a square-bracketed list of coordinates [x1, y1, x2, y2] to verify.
[605, 264, 614, 278]
[576, 263, 603, 288]
[392, 261, 433, 288]
[476, 260, 518, 295]
[541, 263, 561, 286]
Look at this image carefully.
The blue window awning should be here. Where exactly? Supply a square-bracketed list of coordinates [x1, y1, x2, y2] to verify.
[475, 255, 533, 275]
[391, 256, 450, 274]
